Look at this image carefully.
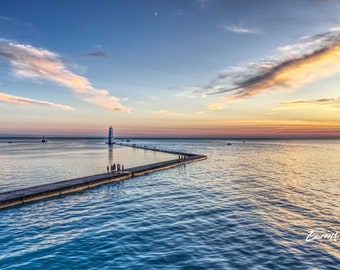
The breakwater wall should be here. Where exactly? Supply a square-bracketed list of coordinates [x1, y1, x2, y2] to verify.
[0, 152, 207, 210]
[114, 141, 195, 157]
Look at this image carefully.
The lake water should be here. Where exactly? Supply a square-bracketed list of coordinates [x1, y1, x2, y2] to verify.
[0, 138, 176, 192]
[0, 138, 339, 269]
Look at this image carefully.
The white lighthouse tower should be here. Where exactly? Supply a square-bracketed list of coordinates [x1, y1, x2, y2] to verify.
[107, 126, 114, 145]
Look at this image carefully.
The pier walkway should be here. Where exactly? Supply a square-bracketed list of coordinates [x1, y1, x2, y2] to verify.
[0, 149, 207, 210]
[114, 141, 196, 157]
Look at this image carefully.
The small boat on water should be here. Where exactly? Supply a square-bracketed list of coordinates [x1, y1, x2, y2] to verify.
[41, 136, 47, 143]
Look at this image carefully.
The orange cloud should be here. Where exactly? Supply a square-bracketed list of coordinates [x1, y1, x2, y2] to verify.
[0, 39, 130, 112]
[200, 29, 340, 102]
[207, 102, 226, 110]
[278, 97, 340, 110]
[119, 119, 340, 138]
[197, 119, 340, 138]
[0, 91, 74, 110]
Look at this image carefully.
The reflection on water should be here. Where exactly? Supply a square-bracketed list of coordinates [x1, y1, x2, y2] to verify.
[0, 139, 177, 192]
[0, 139, 339, 269]
[108, 146, 113, 165]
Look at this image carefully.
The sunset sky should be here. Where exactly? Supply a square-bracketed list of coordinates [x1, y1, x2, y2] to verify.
[1, 0, 340, 138]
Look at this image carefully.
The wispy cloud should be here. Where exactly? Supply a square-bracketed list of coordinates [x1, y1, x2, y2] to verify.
[207, 102, 227, 110]
[278, 97, 340, 110]
[0, 16, 39, 40]
[170, 9, 189, 16]
[0, 91, 74, 110]
[0, 39, 130, 112]
[154, 109, 182, 116]
[193, 0, 210, 10]
[149, 96, 159, 101]
[0, 16, 11, 22]
[220, 21, 259, 34]
[195, 29, 340, 102]
[85, 51, 107, 57]
[175, 86, 200, 98]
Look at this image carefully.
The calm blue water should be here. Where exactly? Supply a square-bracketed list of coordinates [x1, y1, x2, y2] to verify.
[0, 138, 176, 192]
[0, 139, 339, 269]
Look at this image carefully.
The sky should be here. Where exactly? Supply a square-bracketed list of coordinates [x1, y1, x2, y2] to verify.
[1, 0, 340, 138]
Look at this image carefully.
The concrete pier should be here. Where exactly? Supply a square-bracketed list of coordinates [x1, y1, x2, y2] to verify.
[0, 153, 206, 210]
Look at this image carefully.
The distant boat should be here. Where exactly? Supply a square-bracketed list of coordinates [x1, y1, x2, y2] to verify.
[227, 143, 232, 145]
[41, 136, 47, 143]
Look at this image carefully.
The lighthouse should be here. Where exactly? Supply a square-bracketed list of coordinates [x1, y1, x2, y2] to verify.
[107, 126, 114, 145]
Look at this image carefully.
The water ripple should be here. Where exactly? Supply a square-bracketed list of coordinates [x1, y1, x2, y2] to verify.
[1, 139, 339, 269]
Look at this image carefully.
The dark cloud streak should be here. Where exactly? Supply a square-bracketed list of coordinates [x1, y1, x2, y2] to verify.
[203, 29, 340, 100]
[85, 51, 107, 57]
[280, 97, 340, 108]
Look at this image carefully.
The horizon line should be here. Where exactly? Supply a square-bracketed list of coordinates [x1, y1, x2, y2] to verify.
[1, 134, 340, 140]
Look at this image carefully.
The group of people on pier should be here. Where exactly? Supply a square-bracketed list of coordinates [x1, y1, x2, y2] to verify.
[178, 155, 187, 160]
[107, 163, 125, 173]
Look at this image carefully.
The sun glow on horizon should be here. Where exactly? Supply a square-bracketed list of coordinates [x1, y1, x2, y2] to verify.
[1, 1, 340, 138]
